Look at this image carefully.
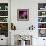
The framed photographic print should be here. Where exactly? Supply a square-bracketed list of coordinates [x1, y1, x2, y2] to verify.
[17, 9, 29, 21]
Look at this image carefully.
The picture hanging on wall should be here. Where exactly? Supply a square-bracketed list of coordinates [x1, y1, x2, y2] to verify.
[17, 9, 29, 21]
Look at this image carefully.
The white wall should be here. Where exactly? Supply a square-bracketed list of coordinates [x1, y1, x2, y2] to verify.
[11, 0, 38, 30]
[11, 0, 46, 30]
[11, 0, 46, 46]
